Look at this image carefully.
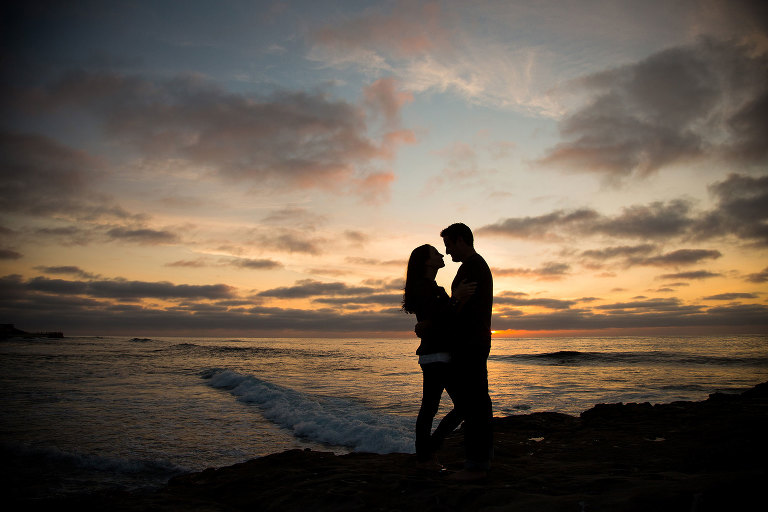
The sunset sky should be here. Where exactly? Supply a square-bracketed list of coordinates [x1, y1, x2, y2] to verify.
[1, 0, 766, 337]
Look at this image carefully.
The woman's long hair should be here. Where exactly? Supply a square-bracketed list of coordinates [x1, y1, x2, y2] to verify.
[402, 244, 433, 314]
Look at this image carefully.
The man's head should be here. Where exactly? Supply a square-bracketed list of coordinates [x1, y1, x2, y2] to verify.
[440, 223, 475, 262]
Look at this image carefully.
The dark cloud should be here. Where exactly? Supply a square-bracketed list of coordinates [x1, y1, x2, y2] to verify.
[27, 277, 89, 295]
[346, 257, 405, 267]
[580, 244, 657, 261]
[478, 209, 598, 241]
[3, 271, 766, 335]
[34, 265, 98, 279]
[0, 248, 22, 259]
[0, 290, 414, 336]
[703, 293, 758, 300]
[344, 230, 369, 245]
[594, 297, 701, 313]
[481, 174, 766, 248]
[313, 294, 402, 306]
[493, 262, 570, 280]
[592, 200, 694, 239]
[106, 227, 180, 245]
[230, 258, 283, 270]
[658, 270, 721, 280]
[166, 259, 208, 268]
[12, 70, 406, 198]
[246, 228, 327, 255]
[493, 302, 768, 332]
[86, 279, 235, 300]
[494, 292, 576, 310]
[479, 200, 693, 241]
[0, 131, 147, 228]
[361, 277, 405, 290]
[745, 266, 768, 283]
[261, 207, 327, 230]
[538, 39, 768, 180]
[694, 173, 768, 246]
[632, 249, 722, 267]
[0, 131, 101, 216]
[163, 257, 283, 270]
[33, 226, 95, 245]
[257, 279, 376, 299]
[15, 275, 235, 300]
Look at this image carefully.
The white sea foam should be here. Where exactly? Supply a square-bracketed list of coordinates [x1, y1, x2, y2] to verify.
[207, 369, 415, 454]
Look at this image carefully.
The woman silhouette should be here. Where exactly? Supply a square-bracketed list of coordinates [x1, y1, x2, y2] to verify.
[402, 244, 475, 468]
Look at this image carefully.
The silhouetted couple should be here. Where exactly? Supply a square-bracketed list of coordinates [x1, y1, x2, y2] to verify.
[402, 222, 493, 481]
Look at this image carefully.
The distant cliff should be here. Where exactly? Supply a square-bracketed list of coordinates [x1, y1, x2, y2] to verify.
[0, 324, 63, 339]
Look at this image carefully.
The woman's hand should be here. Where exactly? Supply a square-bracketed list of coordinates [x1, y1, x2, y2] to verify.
[453, 279, 477, 303]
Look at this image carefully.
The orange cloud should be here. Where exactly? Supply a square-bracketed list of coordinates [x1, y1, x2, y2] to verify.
[312, 2, 448, 58]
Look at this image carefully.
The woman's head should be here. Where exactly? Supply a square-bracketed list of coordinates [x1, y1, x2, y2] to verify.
[402, 244, 444, 313]
[406, 244, 432, 281]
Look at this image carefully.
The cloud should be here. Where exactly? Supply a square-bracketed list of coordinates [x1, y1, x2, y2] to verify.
[592, 200, 695, 239]
[593, 297, 700, 313]
[310, 2, 447, 61]
[0, 248, 22, 260]
[537, 39, 768, 180]
[363, 77, 414, 130]
[494, 292, 576, 310]
[493, 301, 768, 332]
[479, 209, 599, 241]
[481, 176, 766, 246]
[657, 270, 721, 280]
[493, 262, 570, 281]
[703, 293, 758, 300]
[262, 207, 326, 230]
[256, 279, 376, 299]
[19, 275, 235, 300]
[0, 131, 106, 217]
[34, 266, 98, 279]
[343, 230, 369, 245]
[579, 246, 722, 270]
[631, 249, 722, 267]
[580, 244, 657, 260]
[230, 258, 283, 270]
[106, 227, 180, 245]
[165, 256, 284, 270]
[346, 257, 405, 267]
[307, 2, 566, 115]
[694, 173, 768, 246]
[0, 275, 415, 335]
[14, 70, 408, 198]
[480, 200, 694, 241]
[313, 293, 402, 306]
[745, 266, 768, 283]
[166, 259, 209, 268]
[246, 228, 327, 255]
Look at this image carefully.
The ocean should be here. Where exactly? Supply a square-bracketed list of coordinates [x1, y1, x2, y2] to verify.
[2, 334, 766, 501]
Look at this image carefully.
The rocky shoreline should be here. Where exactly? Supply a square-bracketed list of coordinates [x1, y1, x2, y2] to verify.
[25, 382, 767, 511]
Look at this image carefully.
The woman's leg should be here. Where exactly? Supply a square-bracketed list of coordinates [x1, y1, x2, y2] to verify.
[430, 363, 463, 451]
[415, 363, 444, 462]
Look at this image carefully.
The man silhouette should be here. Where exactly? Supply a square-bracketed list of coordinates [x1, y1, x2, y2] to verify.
[440, 222, 493, 480]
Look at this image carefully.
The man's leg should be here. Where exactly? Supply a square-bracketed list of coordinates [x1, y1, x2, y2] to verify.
[458, 351, 493, 473]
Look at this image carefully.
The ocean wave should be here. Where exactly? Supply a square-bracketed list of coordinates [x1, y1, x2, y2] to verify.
[489, 350, 768, 367]
[2, 441, 187, 476]
[165, 342, 342, 360]
[205, 369, 415, 455]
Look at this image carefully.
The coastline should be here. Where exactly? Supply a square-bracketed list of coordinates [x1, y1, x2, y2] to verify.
[27, 381, 767, 511]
